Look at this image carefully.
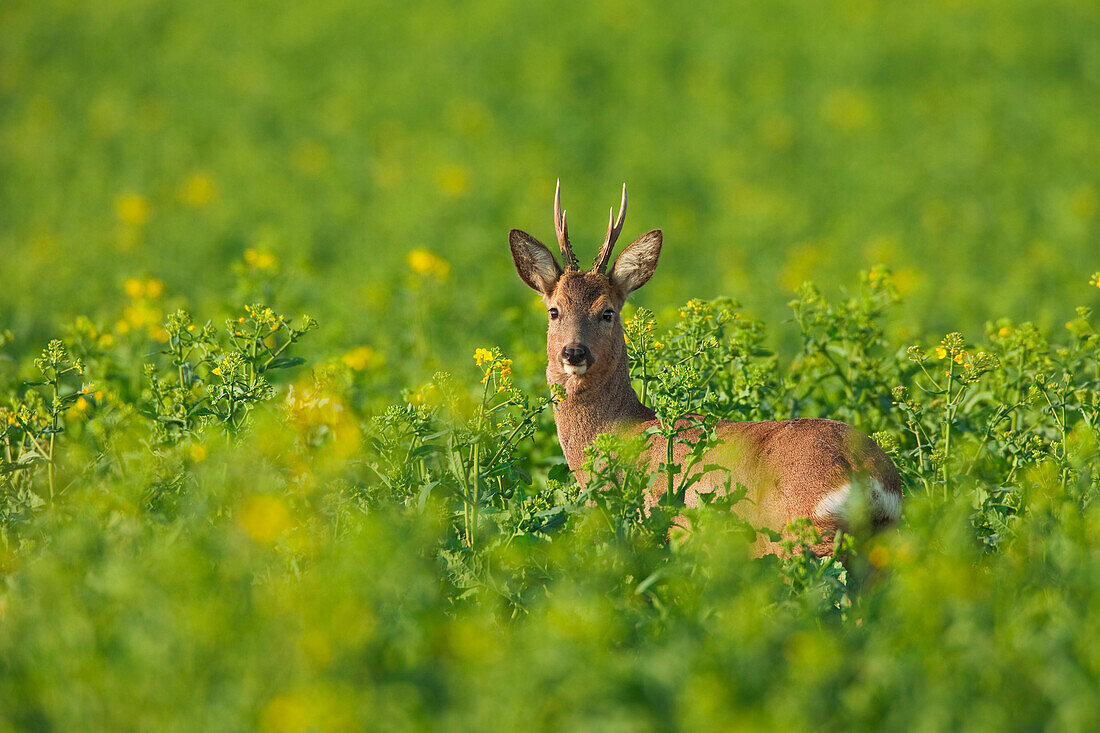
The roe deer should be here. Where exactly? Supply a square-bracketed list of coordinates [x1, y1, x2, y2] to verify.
[509, 181, 902, 556]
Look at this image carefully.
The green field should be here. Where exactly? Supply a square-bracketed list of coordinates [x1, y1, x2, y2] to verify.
[3, 0, 1100, 730]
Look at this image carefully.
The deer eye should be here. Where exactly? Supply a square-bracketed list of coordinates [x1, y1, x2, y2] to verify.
[602, 309, 615, 322]
[548, 307, 559, 320]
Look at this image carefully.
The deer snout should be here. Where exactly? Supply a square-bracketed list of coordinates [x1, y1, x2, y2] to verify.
[560, 343, 591, 375]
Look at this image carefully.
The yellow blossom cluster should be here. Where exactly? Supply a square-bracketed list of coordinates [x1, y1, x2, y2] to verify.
[678, 299, 713, 319]
[70, 317, 116, 350]
[244, 248, 278, 271]
[178, 173, 215, 207]
[242, 304, 283, 334]
[341, 345, 379, 371]
[124, 277, 165, 300]
[118, 278, 167, 341]
[473, 347, 512, 389]
[236, 494, 292, 544]
[472, 347, 494, 367]
[935, 332, 966, 362]
[407, 249, 450, 278]
[115, 192, 149, 227]
[935, 346, 968, 365]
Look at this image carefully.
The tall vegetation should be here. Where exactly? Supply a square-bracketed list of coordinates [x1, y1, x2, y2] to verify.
[3, 262, 1100, 729]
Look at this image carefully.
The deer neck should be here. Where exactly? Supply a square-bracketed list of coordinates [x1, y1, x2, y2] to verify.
[549, 346, 655, 471]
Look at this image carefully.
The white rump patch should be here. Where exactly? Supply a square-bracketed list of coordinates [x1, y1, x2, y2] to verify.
[814, 479, 901, 525]
[563, 363, 588, 375]
[814, 484, 852, 521]
[873, 484, 902, 521]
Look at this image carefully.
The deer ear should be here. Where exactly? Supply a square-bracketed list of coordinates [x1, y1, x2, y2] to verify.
[510, 229, 562, 295]
[609, 230, 662, 296]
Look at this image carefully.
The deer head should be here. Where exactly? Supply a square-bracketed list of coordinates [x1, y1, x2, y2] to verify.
[509, 180, 662, 390]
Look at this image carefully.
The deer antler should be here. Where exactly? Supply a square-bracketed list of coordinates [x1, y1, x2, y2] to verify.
[554, 179, 579, 271]
[592, 183, 627, 273]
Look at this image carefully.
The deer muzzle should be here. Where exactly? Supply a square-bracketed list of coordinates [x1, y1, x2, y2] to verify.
[560, 343, 592, 375]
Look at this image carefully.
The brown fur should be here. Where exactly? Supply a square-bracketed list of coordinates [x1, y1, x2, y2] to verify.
[510, 199, 902, 558]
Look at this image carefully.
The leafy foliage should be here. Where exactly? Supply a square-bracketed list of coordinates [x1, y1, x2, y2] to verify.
[3, 262, 1100, 729]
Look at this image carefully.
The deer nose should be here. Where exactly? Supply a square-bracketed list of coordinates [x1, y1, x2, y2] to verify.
[561, 343, 591, 366]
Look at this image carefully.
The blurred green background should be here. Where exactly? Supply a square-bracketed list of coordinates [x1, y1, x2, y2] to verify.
[3, 0, 1100, 374]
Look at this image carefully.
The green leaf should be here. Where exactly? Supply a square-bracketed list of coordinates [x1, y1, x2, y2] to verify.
[263, 357, 306, 371]
[416, 481, 440, 512]
[534, 506, 567, 532]
[547, 462, 572, 483]
[409, 443, 447, 459]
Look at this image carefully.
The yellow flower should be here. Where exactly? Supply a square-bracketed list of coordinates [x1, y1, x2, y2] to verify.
[954, 352, 966, 365]
[75, 397, 88, 412]
[123, 302, 162, 330]
[341, 345, 376, 371]
[115, 193, 150, 227]
[998, 327, 1011, 337]
[868, 545, 890, 568]
[124, 277, 164, 299]
[237, 494, 292, 544]
[212, 366, 222, 376]
[178, 173, 215, 207]
[936, 346, 947, 360]
[189, 444, 207, 463]
[124, 278, 144, 299]
[408, 249, 450, 278]
[473, 347, 494, 367]
[244, 248, 278, 271]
